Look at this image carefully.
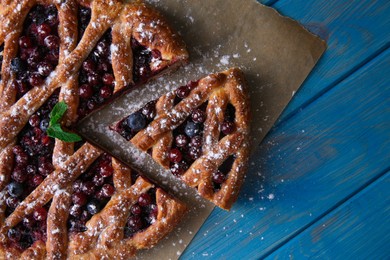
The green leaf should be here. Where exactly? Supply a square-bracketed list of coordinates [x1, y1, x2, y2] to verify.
[46, 101, 82, 142]
[47, 124, 82, 142]
[49, 101, 68, 126]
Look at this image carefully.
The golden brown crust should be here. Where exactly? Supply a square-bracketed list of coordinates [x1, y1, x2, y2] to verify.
[0, 0, 188, 151]
[130, 68, 251, 210]
[0, 1, 188, 258]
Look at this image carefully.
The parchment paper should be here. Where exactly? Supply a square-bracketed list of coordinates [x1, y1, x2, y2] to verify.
[77, 0, 326, 259]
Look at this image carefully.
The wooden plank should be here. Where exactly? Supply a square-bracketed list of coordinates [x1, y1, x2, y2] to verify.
[181, 41, 390, 259]
[267, 171, 390, 259]
[272, 0, 390, 122]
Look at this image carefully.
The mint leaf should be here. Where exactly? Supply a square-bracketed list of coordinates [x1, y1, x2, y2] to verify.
[47, 124, 82, 142]
[46, 101, 82, 142]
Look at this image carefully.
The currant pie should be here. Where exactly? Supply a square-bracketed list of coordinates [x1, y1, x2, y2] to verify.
[111, 68, 251, 210]
[0, 0, 188, 258]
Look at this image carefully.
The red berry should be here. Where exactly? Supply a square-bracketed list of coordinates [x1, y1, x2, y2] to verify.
[19, 36, 33, 49]
[82, 60, 96, 73]
[100, 85, 112, 99]
[212, 170, 226, 184]
[33, 207, 48, 221]
[175, 134, 188, 148]
[72, 192, 87, 206]
[29, 73, 44, 87]
[100, 184, 115, 197]
[131, 204, 142, 215]
[169, 148, 182, 163]
[79, 84, 93, 99]
[221, 121, 235, 135]
[175, 85, 190, 99]
[138, 193, 151, 207]
[102, 73, 114, 85]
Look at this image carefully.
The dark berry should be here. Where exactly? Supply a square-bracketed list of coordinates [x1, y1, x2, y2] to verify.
[127, 216, 143, 231]
[87, 73, 99, 85]
[212, 170, 226, 184]
[29, 114, 40, 127]
[175, 134, 188, 148]
[189, 146, 202, 160]
[12, 167, 28, 183]
[33, 207, 48, 221]
[22, 215, 36, 229]
[69, 204, 82, 218]
[40, 119, 49, 131]
[82, 60, 96, 73]
[100, 85, 112, 99]
[37, 23, 51, 39]
[100, 184, 115, 197]
[127, 112, 146, 132]
[30, 174, 44, 187]
[27, 164, 37, 175]
[190, 135, 202, 148]
[43, 35, 59, 51]
[8, 228, 21, 242]
[169, 148, 182, 163]
[86, 200, 101, 215]
[10, 58, 27, 74]
[29, 73, 44, 87]
[69, 219, 86, 232]
[175, 85, 190, 99]
[92, 173, 105, 187]
[72, 192, 87, 206]
[100, 163, 113, 178]
[102, 73, 114, 85]
[221, 121, 235, 135]
[79, 84, 93, 99]
[184, 121, 200, 138]
[73, 180, 83, 192]
[6, 197, 20, 208]
[170, 161, 189, 176]
[138, 193, 151, 207]
[37, 61, 53, 77]
[19, 36, 33, 49]
[14, 150, 29, 165]
[131, 204, 142, 215]
[191, 109, 206, 123]
[82, 181, 96, 196]
[7, 182, 24, 197]
[38, 160, 54, 176]
[141, 101, 156, 120]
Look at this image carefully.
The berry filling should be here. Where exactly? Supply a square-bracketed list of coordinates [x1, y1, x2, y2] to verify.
[68, 153, 115, 233]
[212, 155, 236, 191]
[76, 28, 115, 118]
[67, 153, 158, 237]
[75, 7, 162, 119]
[112, 81, 238, 189]
[5, 92, 58, 216]
[11, 4, 59, 99]
[124, 189, 158, 238]
[6, 204, 50, 251]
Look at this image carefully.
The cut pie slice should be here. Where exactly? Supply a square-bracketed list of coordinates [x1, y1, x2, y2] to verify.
[0, 1, 188, 258]
[111, 68, 251, 210]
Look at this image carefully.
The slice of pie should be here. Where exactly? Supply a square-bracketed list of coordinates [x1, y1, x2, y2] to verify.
[0, 1, 188, 258]
[111, 68, 251, 210]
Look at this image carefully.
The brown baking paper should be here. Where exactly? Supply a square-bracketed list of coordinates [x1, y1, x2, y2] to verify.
[77, 0, 326, 259]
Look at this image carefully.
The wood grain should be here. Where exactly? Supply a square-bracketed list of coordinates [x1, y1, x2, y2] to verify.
[268, 171, 390, 259]
[273, 0, 390, 123]
[181, 41, 390, 259]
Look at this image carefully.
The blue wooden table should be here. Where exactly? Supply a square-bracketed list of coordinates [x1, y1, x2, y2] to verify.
[181, 0, 390, 259]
